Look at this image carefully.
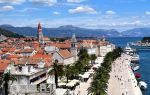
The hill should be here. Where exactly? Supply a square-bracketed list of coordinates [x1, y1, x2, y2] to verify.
[122, 28, 150, 37]
[0, 27, 24, 38]
[0, 25, 122, 37]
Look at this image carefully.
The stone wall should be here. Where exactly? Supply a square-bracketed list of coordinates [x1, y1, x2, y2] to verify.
[9, 83, 56, 95]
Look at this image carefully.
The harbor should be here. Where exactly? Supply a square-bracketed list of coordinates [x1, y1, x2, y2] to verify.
[108, 37, 150, 95]
[108, 53, 142, 95]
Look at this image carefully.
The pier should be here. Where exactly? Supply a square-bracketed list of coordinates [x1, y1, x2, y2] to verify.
[108, 53, 142, 95]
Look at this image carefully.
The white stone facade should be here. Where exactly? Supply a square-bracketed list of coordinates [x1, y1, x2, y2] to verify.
[52, 52, 74, 65]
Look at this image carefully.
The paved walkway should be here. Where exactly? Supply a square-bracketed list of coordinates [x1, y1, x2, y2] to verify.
[73, 77, 92, 95]
[107, 54, 142, 95]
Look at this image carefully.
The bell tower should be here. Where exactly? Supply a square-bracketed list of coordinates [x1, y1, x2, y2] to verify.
[71, 33, 77, 61]
[37, 22, 44, 44]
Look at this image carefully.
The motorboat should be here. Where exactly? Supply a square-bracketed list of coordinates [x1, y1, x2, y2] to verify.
[130, 63, 140, 71]
[135, 73, 141, 79]
[139, 81, 147, 90]
[131, 54, 140, 63]
[133, 65, 140, 71]
[133, 64, 140, 71]
[124, 44, 134, 55]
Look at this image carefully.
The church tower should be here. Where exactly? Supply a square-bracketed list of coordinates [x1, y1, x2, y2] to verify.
[71, 33, 77, 61]
[37, 23, 44, 44]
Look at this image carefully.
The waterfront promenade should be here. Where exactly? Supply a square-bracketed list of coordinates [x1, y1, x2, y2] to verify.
[108, 53, 142, 95]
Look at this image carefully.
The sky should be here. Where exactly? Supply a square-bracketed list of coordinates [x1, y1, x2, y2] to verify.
[0, 0, 150, 31]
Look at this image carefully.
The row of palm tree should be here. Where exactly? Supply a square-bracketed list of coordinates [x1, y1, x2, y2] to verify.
[88, 47, 123, 95]
[49, 48, 97, 88]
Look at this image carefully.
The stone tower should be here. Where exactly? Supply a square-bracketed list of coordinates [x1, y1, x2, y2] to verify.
[71, 33, 77, 61]
[37, 23, 44, 44]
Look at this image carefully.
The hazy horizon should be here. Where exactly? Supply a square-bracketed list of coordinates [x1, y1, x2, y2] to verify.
[0, 0, 150, 31]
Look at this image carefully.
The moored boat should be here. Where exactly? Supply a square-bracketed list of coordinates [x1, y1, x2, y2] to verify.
[139, 81, 147, 90]
[131, 54, 140, 63]
[124, 44, 134, 55]
[133, 65, 140, 71]
[135, 73, 141, 79]
[130, 62, 140, 71]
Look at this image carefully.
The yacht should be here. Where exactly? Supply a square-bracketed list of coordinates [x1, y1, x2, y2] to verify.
[131, 54, 140, 63]
[139, 81, 147, 90]
[124, 44, 134, 55]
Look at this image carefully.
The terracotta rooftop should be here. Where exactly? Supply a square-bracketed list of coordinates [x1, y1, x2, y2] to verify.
[58, 50, 73, 59]
[15, 48, 33, 53]
[2, 47, 16, 52]
[0, 60, 10, 73]
[48, 42, 81, 49]
[81, 40, 97, 43]
[7, 54, 22, 59]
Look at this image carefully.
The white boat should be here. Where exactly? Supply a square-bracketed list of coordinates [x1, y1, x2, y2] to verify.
[124, 44, 134, 55]
[131, 54, 140, 62]
[133, 65, 140, 71]
[139, 81, 147, 90]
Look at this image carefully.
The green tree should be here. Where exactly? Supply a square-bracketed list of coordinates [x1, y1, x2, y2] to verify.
[2, 71, 16, 95]
[48, 60, 64, 88]
[88, 47, 123, 95]
[88, 79, 107, 95]
[74, 61, 84, 74]
[90, 54, 97, 64]
[64, 65, 72, 83]
[78, 49, 89, 61]
[78, 49, 90, 71]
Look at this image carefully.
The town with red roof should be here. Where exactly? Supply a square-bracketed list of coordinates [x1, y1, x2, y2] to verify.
[0, 23, 115, 95]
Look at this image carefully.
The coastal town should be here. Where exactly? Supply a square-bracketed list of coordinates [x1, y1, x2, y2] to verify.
[0, 23, 116, 95]
[0, 22, 146, 95]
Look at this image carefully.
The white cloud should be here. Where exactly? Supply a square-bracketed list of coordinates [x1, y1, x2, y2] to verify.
[67, 0, 86, 3]
[53, 11, 60, 15]
[18, 8, 39, 12]
[29, 0, 57, 6]
[146, 11, 150, 15]
[106, 10, 116, 15]
[1, 5, 14, 11]
[68, 6, 97, 14]
[0, 0, 26, 4]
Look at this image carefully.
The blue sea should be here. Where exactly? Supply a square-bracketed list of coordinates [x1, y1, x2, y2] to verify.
[108, 37, 150, 95]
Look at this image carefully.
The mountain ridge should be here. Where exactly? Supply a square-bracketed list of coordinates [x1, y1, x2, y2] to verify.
[0, 24, 150, 37]
[0, 27, 24, 38]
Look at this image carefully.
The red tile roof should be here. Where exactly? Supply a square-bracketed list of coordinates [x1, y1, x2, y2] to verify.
[15, 48, 33, 53]
[2, 47, 16, 52]
[0, 60, 10, 73]
[7, 54, 22, 59]
[58, 50, 73, 59]
[48, 42, 81, 49]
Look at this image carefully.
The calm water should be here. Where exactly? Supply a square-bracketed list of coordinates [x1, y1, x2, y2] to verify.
[108, 37, 150, 95]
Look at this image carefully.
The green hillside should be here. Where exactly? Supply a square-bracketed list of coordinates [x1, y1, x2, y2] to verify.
[0, 28, 24, 38]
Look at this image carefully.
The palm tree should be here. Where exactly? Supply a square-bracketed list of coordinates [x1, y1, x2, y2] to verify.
[78, 49, 90, 71]
[90, 54, 97, 64]
[88, 47, 123, 95]
[64, 65, 74, 83]
[2, 71, 16, 95]
[78, 49, 90, 61]
[48, 60, 64, 88]
[74, 61, 84, 74]
[88, 79, 107, 95]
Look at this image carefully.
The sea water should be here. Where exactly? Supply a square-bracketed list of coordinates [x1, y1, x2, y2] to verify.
[108, 37, 150, 95]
